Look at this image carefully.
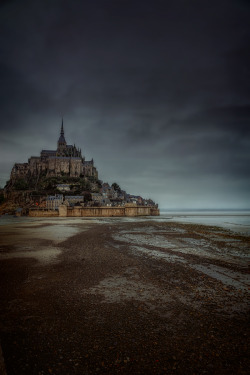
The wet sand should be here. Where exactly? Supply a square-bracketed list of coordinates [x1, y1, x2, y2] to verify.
[0, 218, 249, 374]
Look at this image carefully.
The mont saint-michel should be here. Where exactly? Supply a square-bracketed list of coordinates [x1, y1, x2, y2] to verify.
[1, 121, 159, 217]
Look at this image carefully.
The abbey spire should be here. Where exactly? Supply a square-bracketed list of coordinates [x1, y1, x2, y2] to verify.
[57, 118, 67, 155]
[61, 118, 64, 135]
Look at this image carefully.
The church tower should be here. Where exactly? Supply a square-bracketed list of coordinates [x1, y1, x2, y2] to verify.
[57, 119, 67, 156]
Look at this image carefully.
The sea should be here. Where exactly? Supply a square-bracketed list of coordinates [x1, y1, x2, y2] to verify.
[0, 210, 250, 235]
[159, 209, 250, 235]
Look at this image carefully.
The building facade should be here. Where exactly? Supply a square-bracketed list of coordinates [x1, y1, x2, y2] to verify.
[46, 194, 64, 210]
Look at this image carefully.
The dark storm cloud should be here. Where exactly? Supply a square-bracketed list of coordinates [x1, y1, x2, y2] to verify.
[0, 0, 250, 207]
[0, 63, 53, 127]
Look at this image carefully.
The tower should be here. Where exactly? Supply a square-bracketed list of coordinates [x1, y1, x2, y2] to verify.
[57, 119, 67, 155]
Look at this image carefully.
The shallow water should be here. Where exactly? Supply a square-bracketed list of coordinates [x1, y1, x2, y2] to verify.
[159, 210, 250, 234]
[2, 210, 250, 233]
[0, 218, 87, 264]
[0, 221, 85, 245]
[0, 246, 61, 264]
[193, 264, 249, 291]
[112, 225, 250, 292]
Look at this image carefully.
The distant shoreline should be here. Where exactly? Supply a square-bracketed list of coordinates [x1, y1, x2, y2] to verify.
[1, 212, 250, 235]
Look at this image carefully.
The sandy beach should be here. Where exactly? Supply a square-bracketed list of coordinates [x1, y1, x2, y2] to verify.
[0, 217, 249, 374]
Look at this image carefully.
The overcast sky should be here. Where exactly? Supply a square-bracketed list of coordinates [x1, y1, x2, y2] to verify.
[0, 0, 249, 209]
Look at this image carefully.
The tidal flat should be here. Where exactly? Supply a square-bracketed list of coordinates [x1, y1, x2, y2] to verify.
[0, 218, 249, 374]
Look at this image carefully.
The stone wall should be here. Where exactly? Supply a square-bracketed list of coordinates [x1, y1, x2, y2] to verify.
[29, 209, 59, 217]
[47, 157, 83, 177]
[29, 205, 159, 217]
[10, 157, 96, 180]
[70, 158, 82, 177]
[59, 205, 159, 217]
[124, 205, 152, 216]
[150, 208, 160, 216]
[10, 163, 29, 181]
[31, 157, 49, 175]
[67, 206, 125, 217]
[29, 204, 159, 217]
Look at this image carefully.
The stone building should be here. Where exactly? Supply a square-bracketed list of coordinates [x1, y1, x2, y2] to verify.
[9, 120, 98, 183]
[46, 194, 64, 210]
[64, 196, 84, 206]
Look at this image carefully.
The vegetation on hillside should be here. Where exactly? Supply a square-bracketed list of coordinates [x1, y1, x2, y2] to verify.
[0, 192, 5, 204]
[111, 182, 121, 193]
[13, 179, 29, 190]
[7, 175, 101, 195]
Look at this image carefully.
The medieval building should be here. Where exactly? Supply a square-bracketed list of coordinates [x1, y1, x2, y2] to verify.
[10, 121, 98, 182]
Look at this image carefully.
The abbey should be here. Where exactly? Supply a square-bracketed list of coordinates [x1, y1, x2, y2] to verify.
[1, 122, 160, 216]
[10, 121, 98, 182]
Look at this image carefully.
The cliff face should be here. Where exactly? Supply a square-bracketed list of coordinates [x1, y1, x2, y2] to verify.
[0, 191, 32, 215]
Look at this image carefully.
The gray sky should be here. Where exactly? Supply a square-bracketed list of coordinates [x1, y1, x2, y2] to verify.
[0, 0, 250, 209]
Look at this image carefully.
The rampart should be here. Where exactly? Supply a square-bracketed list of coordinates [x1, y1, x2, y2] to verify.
[29, 209, 59, 217]
[29, 205, 159, 217]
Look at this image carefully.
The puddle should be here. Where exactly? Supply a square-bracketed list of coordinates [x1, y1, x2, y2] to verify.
[131, 243, 249, 291]
[113, 233, 178, 249]
[0, 223, 85, 246]
[193, 264, 249, 291]
[130, 245, 187, 264]
[208, 236, 241, 243]
[30, 224, 82, 243]
[0, 246, 61, 264]
[181, 238, 211, 247]
[112, 231, 250, 292]
[114, 230, 249, 267]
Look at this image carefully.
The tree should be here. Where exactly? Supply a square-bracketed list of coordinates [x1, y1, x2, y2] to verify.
[0, 193, 4, 204]
[83, 192, 92, 202]
[14, 179, 28, 190]
[111, 182, 121, 193]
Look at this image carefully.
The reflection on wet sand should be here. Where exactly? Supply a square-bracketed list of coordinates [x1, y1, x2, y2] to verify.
[0, 219, 87, 263]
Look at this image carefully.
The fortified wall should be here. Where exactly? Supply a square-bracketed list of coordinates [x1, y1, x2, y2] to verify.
[29, 204, 160, 217]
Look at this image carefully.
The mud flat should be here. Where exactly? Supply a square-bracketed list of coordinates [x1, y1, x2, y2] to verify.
[0, 218, 249, 374]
